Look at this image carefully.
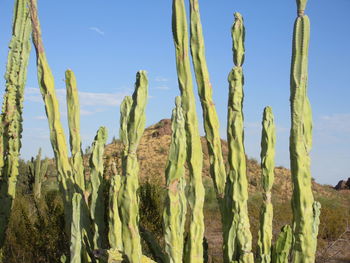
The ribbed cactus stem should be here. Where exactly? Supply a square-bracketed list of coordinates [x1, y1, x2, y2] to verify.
[189, 0, 226, 199]
[172, 1, 205, 261]
[89, 126, 108, 250]
[312, 201, 321, 256]
[29, 148, 48, 200]
[0, 0, 31, 249]
[271, 225, 293, 263]
[66, 69, 85, 192]
[119, 71, 148, 262]
[289, 1, 317, 262]
[108, 162, 123, 252]
[224, 12, 254, 263]
[163, 96, 187, 263]
[70, 193, 82, 263]
[28, 0, 74, 233]
[257, 107, 276, 263]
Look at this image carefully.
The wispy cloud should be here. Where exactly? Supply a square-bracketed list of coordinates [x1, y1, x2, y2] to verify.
[155, 76, 168, 82]
[89, 27, 105, 36]
[34, 115, 46, 120]
[154, 86, 170, 90]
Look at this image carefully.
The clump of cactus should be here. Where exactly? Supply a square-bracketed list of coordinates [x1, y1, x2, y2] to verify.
[0, 0, 323, 262]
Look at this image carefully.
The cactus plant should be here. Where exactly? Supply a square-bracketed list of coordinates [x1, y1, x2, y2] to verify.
[163, 96, 187, 263]
[271, 225, 293, 263]
[172, 1, 205, 261]
[118, 71, 148, 262]
[257, 107, 276, 263]
[89, 127, 108, 250]
[70, 193, 82, 263]
[224, 12, 254, 263]
[0, 0, 31, 251]
[289, 1, 320, 262]
[28, 148, 49, 200]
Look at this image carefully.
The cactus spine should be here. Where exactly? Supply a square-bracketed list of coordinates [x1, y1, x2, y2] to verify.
[89, 127, 108, 250]
[172, 1, 205, 261]
[119, 71, 148, 262]
[289, 1, 320, 262]
[189, 0, 226, 199]
[66, 70, 85, 192]
[257, 107, 276, 263]
[225, 13, 254, 263]
[0, 0, 31, 251]
[163, 96, 187, 263]
[29, 148, 48, 200]
[271, 225, 293, 263]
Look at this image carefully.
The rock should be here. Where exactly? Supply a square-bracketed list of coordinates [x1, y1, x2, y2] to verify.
[334, 178, 350, 190]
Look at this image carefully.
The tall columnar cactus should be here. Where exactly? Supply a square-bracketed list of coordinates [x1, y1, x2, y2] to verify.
[271, 225, 293, 263]
[70, 193, 82, 263]
[289, 1, 320, 262]
[189, 0, 226, 200]
[257, 107, 276, 263]
[108, 162, 123, 252]
[224, 13, 254, 263]
[163, 96, 187, 263]
[29, 148, 49, 200]
[28, 0, 74, 228]
[66, 69, 85, 192]
[172, 1, 205, 261]
[89, 127, 108, 250]
[118, 71, 148, 262]
[0, 0, 31, 250]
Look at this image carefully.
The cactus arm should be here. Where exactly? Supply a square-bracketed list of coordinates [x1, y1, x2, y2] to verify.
[0, 0, 31, 250]
[225, 13, 254, 263]
[119, 71, 148, 262]
[289, 1, 317, 262]
[108, 162, 123, 252]
[271, 225, 293, 263]
[28, 0, 74, 207]
[312, 201, 321, 256]
[163, 97, 187, 263]
[257, 107, 276, 263]
[89, 127, 108, 250]
[70, 193, 82, 263]
[66, 69, 85, 192]
[189, 0, 226, 199]
[172, 1, 205, 261]
[140, 226, 166, 263]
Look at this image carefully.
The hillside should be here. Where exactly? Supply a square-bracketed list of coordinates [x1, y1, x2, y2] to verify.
[102, 119, 350, 262]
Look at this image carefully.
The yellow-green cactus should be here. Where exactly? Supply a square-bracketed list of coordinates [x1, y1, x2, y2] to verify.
[89, 126, 108, 250]
[271, 225, 293, 263]
[66, 69, 85, 192]
[189, 0, 226, 199]
[289, 1, 319, 262]
[257, 107, 276, 263]
[0, 0, 31, 249]
[108, 162, 123, 252]
[163, 96, 187, 263]
[224, 12, 253, 263]
[172, 1, 205, 261]
[28, 148, 48, 200]
[118, 71, 148, 262]
[70, 193, 82, 263]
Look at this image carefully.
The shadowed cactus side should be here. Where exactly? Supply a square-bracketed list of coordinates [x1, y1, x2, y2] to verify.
[28, 148, 48, 200]
[272, 225, 293, 263]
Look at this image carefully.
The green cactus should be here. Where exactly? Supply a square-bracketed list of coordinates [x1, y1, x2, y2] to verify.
[271, 225, 293, 263]
[312, 201, 321, 256]
[257, 107, 276, 263]
[66, 69, 85, 192]
[224, 12, 253, 263]
[0, 0, 31, 250]
[289, 1, 319, 262]
[163, 96, 187, 263]
[28, 148, 49, 200]
[70, 193, 82, 263]
[188, 0, 226, 200]
[172, 1, 205, 261]
[108, 162, 123, 252]
[89, 126, 108, 250]
[118, 71, 148, 262]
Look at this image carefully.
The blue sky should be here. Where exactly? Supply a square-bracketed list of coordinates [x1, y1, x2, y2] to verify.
[0, 0, 349, 185]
